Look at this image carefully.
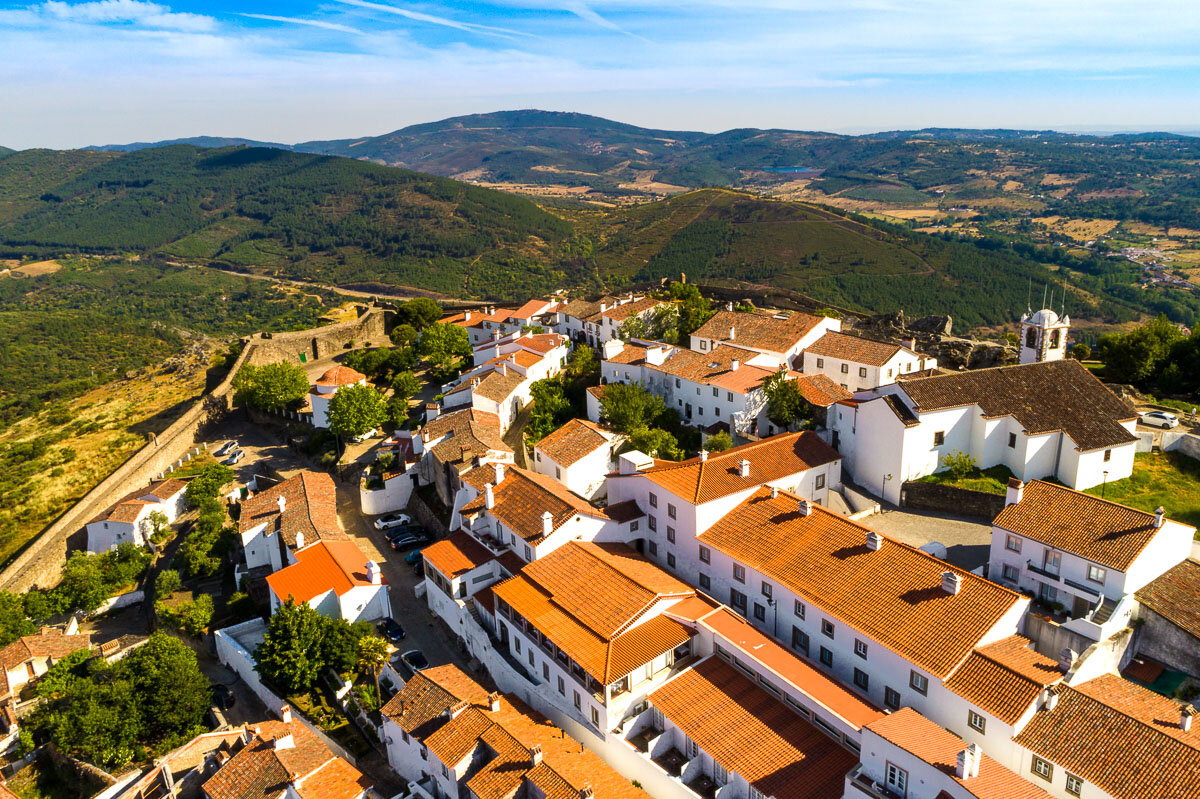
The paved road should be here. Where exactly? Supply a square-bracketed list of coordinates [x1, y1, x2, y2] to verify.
[865, 507, 993, 572]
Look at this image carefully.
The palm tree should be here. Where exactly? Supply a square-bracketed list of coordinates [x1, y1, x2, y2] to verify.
[356, 635, 390, 708]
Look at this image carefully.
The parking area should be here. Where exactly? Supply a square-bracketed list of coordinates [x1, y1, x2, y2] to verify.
[865, 507, 994, 573]
[200, 415, 311, 482]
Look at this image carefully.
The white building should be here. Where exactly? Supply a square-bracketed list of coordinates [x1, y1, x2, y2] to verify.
[801, 330, 938, 391]
[86, 478, 187, 552]
[828, 359, 1138, 505]
[265, 539, 390, 623]
[989, 479, 1195, 643]
[446, 299, 559, 346]
[415, 407, 514, 508]
[532, 418, 619, 500]
[689, 309, 839, 369]
[555, 294, 665, 346]
[1020, 308, 1070, 365]
[469, 330, 568, 370]
[441, 361, 530, 431]
[237, 471, 345, 575]
[309, 365, 367, 429]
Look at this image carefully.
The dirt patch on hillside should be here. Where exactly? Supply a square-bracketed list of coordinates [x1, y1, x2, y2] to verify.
[13, 259, 62, 276]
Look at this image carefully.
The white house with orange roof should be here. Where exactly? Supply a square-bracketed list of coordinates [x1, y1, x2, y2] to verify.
[447, 299, 558, 346]
[440, 361, 529, 431]
[86, 478, 188, 552]
[237, 471, 345, 575]
[470, 329, 568, 370]
[689, 308, 840, 369]
[801, 330, 937, 391]
[265, 539, 390, 623]
[309, 365, 367, 429]
[532, 418, 619, 499]
[554, 294, 664, 346]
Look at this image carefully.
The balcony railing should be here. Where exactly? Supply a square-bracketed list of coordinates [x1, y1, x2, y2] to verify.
[1026, 560, 1060, 580]
[845, 765, 903, 799]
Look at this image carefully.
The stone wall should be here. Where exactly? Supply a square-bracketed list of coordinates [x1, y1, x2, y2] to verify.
[244, 305, 393, 367]
[899, 481, 1006, 520]
[1133, 606, 1200, 679]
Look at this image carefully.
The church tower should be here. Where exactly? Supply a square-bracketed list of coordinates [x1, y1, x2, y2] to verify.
[1019, 307, 1070, 364]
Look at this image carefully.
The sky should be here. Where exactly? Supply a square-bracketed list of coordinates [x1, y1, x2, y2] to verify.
[2, 0, 1200, 149]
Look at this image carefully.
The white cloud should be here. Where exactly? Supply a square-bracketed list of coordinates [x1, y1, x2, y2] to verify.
[41, 0, 215, 31]
[239, 13, 364, 35]
[332, 0, 535, 38]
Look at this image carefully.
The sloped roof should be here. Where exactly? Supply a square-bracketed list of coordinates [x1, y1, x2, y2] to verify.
[534, 418, 612, 468]
[651, 344, 778, 393]
[805, 330, 911, 367]
[89, 478, 187, 524]
[266, 540, 381, 604]
[944, 635, 1063, 725]
[459, 466, 611, 543]
[898, 359, 1137, 452]
[423, 408, 512, 468]
[293, 757, 372, 799]
[314, 366, 366, 387]
[699, 487, 1023, 678]
[692, 310, 825, 354]
[239, 472, 344, 549]
[203, 720, 347, 799]
[422, 531, 497, 580]
[1136, 559, 1200, 640]
[793, 374, 853, 408]
[599, 296, 664, 322]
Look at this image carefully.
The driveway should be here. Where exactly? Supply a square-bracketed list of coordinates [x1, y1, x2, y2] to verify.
[866, 507, 993, 572]
[201, 414, 311, 483]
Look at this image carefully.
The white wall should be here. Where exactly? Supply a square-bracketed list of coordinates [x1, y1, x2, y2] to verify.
[533, 444, 613, 500]
[360, 471, 416, 515]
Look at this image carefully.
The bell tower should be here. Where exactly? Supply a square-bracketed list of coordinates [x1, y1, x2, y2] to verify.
[1019, 307, 1070, 364]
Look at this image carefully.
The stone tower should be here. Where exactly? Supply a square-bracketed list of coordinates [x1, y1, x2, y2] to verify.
[1019, 308, 1070, 364]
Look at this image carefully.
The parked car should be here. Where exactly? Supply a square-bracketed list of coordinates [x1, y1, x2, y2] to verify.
[214, 440, 237, 457]
[404, 548, 425, 565]
[212, 684, 236, 710]
[383, 524, 424, 541]
[374, 512, 413, 531]
[390, 531, 433, 551]
[1139, 410, 1180, 429]
[377, 617, 406, 643]
[224, 450, 245, 465]
[352, 429, 377, 444]
[400, 649, 429, 672]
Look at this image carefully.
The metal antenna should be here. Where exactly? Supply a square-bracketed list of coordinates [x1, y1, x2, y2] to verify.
[1041, 284, 1048, 310]
[1026, 278, 1032, 314]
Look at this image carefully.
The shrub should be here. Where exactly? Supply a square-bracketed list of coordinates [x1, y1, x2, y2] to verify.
[940, 449, 977, 480]
[704, 431, 733, 452]
[157, 595, 214, 637]
[155, 569, 182, 599]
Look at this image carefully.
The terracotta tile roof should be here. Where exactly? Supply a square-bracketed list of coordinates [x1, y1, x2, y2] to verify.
[692, 310, 825, 354]
[239, 472, 344, 549]
[618, 432, 840, 504]
[203, 720, 342, 799]
[423, 408, 512, 468]
[122, 729, 248, 799]
[605, 343, 650, 366]
[0, 627, 93, 698]
[511, 299, 554, 320]
[599, 296, 664, 322]
[601, 499, 644, 524]
[492, 542, 695, 683]
[899, 359, 1137, 452]
[460, 462, 501, 491]
[520, 333, 566, 354]
[649, 657, 856, 799]
[481, 350, 543, 370]
[455, 366, 526, 403]
[293, 757, 371, 799]
[699, 487, 1023, 678]
[314, 366, 366, 387]
[1013, 674, 1200, 799]
[534, 419, 612, 468]
[652, 344, 777, 393]
[793, 374, 852, 408]
[586, 385, 606, 401]
[993, 480, 1190, 571]
[266, 540, 381, 605]
[867, 709, 1054, 799]
[881, 393, 920, 426]
[90, 478, 187, 524]
[944, 635, 1063, 725]
[557, 298, 602, 321]
[381, 665, 490, 738]
[422, 531, 496, 579]
[805, 330, 910, 367]
[459, 466, 610, 543]
[1136, 559, 1200, 639]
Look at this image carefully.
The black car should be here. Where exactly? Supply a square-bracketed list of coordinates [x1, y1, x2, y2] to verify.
[213, 684, 236, 710]
[390, 531, 432, 551]
[400, 649, 429, 672]
[377, 617, 406, 643]
[383, 524, 425, 542]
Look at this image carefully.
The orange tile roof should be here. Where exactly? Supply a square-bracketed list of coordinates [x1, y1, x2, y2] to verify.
[266, 540, 382, 605]
[0, 627, 93, 698]
[481, 349, 544, 370]
[423, 407, 512, 467]
[314, 366, 366, 387]
[693, 310, 825, 354]
[649, 657, 856, 799]
[423, 531, 497, 580]
[381, 664, 490, 738]
[793, 374, 853, 407]
[492, 542, 695, 683]
[203, 720, 344, 799]
[1136, 559, 1200, 639]
[239, 472, 344, 549]
[617, 431, 840, 504]
[520, 333, 567, 354]
[652, 344, 776, 392]
[294, 756, 372, 799]
[944, 635, 1063, 725]
[511, 299, 554, 320]
[805, 330, 910, 367]
[459, 466, 610, 543]
[899, 359, 1137, 452]
[994, 480, 1191, 571]
[699, 488, 1023, 678]
[534, 418, 612, 468]
[867, 709, 1054, 799]
[599, 296, 664, 322]
[89, 478, 187, 524]
[1013, 674, 1200, 799]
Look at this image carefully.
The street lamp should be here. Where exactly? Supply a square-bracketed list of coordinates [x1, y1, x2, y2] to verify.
[882, 474, 893, 511]
[767, 596, 778, 639]
[1102, 470, 1109, 499]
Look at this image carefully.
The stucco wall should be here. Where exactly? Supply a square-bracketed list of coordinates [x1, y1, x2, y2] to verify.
[1134, 607, 1200, 679]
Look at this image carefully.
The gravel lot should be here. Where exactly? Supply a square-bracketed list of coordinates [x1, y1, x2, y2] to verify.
[864, 507, 993, 572]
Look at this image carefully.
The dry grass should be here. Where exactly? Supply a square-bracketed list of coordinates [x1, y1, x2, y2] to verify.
[13, 259, 62, 277]
[1040, 173, 1080, 187]
[1033, 216, 1119, 240]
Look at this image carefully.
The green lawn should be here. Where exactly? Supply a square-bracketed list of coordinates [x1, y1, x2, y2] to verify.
[1085, 452, 1200, 530]
[915, 464, 1015, 495]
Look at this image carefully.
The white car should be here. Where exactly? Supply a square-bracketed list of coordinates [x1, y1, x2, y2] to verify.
[1139, 410, 1179, 429]
[374, 512, 413, 530]
[214, 440, 237, 456]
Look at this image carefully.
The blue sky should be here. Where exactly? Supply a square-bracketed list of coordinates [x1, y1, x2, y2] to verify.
[2, 0, 1200, 149]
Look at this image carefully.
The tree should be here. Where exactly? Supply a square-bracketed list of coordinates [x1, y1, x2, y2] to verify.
[389, 323, 418, 348]
[155, 569, 181, 599]
[122, 633, 211, 746]
[762, 370, 810, 428]
[565, 346, 597, 380]
[0, 592, 35, 647]
[396, 298, 442, 330]
[599, 382, 666, 434]
[418, 322, 471, 376]
[940, 449, 977, 480]
[146, 510, 170, 545]
[648, 303, 682, 344]
[233, 362, 309, 411]
[1097, 315, 1185, 384]
[184, 463, 234, 507]
[327, 383, 386, 442]
[157, 595, 214, 637]
[356, 634, 390, 707]
[704, 430, 733, 452]
[391, 371, 422, 403]
[526, 378, 573, 442]
[320, 617, 372, 676]
[617, 315, 648, 342]
[625, 426, 683, 460]
[254, 600, 328, 693]
[668, 282, 714, 336]
[1070, 342, 1091, 361]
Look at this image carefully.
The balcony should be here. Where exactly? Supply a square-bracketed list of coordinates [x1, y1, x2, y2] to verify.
[628, 725, 662, 753]
[685, 774, 717, 799]
[1026, 560, 1060, 581]
[652, 747, 687, 777]
[845, 764, 902, 799]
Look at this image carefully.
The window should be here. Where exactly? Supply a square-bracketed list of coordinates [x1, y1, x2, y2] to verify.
[887, 369, 893, 379]
[555, 466, 561, 479]
[1087, 564, 1107, 584]
[793, 600, 806, 619]
[675, 378, 681, 388]
[910, 670, 928, 695]
[821, 619, 835, 639]
[933, 431, 945, 446]
[816, 358, 824, 368]
[630, 520, 639, 532]
[730, 589, 747, 614]
[819, 647, 833, 667]
[1065, 774, 1084, 796]
[761, 581, 772, 598]
[1008, 432, 1017, 448]
[791, 626, 809, 654]
[1002, 564, 1020, 582]
[441, 765, 448, 778]
[667, 552, 676, 569]
[648, 516, 657, 532]
[1005, 534, 1022, 553]
[727, 392, 733, 402]
[573, 690, 581, 710]
[1031, 756, 1053, 781]
[840, 363, 849, 374]
[713, 387, 719, 397]
[557, 676, 565, 695]
[514, 637, 521, 654]
[853, 668, 869, 690]
[667, 527, 675, 543]
[700, 340, 707, 351]
[733, 564, 746, 583]
[648, 540, 658, 556]
[815, 474, 825, 490]
[699, 545, 711, 564]
[699, 573, 711, 590]
[885, 763, 908, 796]
[667, 503, 677, 519]
[753, 603, 766, 621]
[649, 493, 658, 508]
[536, 451, 542, 462]
[854, 639, 868, 659]
[528, 649, 535, 667]
[524, 544, 532, 561]
[884, 687, 901, 710]
[542, 662, 550, 680]
[1104, 448, 1112, 462]
[591, 707, 600, 727]
[859, 367, 867, 378]
[968, 710, 986, 733]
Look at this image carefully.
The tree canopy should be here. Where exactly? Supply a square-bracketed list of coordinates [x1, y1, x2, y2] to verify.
[254, 600, 372, 693]
[418, 322, 471, 377]
[1097, 315, 1185, 385]
[598, 382, 666, 434]
[327, 383, 386, 441]
[233, 362, 309, 411]
[762, 369, 811, 428]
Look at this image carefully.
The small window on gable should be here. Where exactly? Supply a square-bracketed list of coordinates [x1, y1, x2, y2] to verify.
[1008, 432, 1017, 448]
[933, 431, 945, 446]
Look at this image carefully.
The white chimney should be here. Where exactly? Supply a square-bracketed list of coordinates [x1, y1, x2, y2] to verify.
[1005, 478, 1024, 507]
[280, 704, 292, 724]
[492, 329, 501, 341]
[730, 359, 740, 371]
[498, 362, 507, 376]
[699, 449, 709, 462]
[448, 700, 469, 719]
[739, 459, 751, 477]
[294, 531, 305, 550]
[494, 463, 505, 484]
[602, 339, 625, 361]
[1043, 686, 1060, 711]
[798, 498, 812, 517]
[770, 485, 779, 499]
[277, 494, 287, 515]
[488, 306, 495, 315]
[1058, 648, 1076, 673]
[646, 346, 666, 366]
[955, 744, 982, 779]
[1155, 506, 1166, 528]
[579, 786, 593, 799]
[529, 745, 544, 766]
[485, 483, 495, 510]
[728, 325, 736, 341]
[726, 301, 734, 312]
[367, 561, 382, 585]
[600, 302, 608, 313]
[942, 570, 962, 595]
[866, 531, 883, 551]
[273, 733, 295, 751]
[1182, 706, 1195, 732]
[488, 692, 502, 712]
[541, 511, 554, 538]
[464, 311, 472, 322]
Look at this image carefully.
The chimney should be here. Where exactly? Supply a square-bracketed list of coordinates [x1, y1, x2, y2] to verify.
[739, 459, 751, 478]
[498, 362, 507, 376]
[273, 733, 295, 751]
[770, 485, 779, 499]
[493, 329, 501, 341]
[1057, 648, 1076, 673]
[485, 483, 495, 510]
[602, 339, 625, 361]
[902, 338, 915, 350]
[464, 311, 472, 322]
[699, 449, 709, 462]
[730, 359, 740, 371]
[488, 692, 502, 712]
[488, 306, 495, 315]
[529, 745, 543, 767]
[367, 561, 382, 585]
[1155, 506, 1166, 529]
[494, 463, 505, 484]
[941, 570, 962, 595]
[280, 704, 292, 724]
[600, 302, 608, 313]
[1182, 706, 1195, 732]
[726, 301, 734, 312]
[1005, 478, 1024, 507]
[866, 531, 883, 551]
[955, 744, 982, 779]
[728, 325, 736, 341]
[646, 346, 666, 366]
[294, 531, 305, 550]
[541, 511, 554, 538]
[1043, 685, 1060, 711]
[447, 700, 469, 719]
[277, 494, 287, 515]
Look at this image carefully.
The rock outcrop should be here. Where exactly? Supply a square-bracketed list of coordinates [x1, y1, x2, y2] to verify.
[847, 310, 1016, 371]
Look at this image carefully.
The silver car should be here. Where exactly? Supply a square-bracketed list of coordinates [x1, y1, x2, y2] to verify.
[1139, 410, 1179, 429]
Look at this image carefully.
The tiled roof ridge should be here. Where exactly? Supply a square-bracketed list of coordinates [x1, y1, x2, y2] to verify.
[299, 472, 324, 538]
[641, 431, 801, 478]
[1070, 678, 1200, 752]
[953, 644, 1050, 692]
[1021, 478, 1160, 523]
